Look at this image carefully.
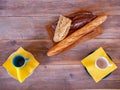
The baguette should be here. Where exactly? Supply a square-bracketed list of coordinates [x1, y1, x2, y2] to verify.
[61, 27, 102, 53]
[47, 15, 107, 56]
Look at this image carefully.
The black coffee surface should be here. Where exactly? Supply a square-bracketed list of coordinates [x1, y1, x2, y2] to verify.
[13, 56, 25, 67]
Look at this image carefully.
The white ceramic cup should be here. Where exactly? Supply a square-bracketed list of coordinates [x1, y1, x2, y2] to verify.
[95, 57, 112, 69]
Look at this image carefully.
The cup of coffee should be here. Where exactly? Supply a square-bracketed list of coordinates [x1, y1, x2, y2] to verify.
[12, 55, 30, 68]
[95, 57, 112, 69]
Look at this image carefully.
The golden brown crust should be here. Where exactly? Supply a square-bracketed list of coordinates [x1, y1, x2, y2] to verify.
[47, 15, 107, 56]
[59, 27, 103, 54]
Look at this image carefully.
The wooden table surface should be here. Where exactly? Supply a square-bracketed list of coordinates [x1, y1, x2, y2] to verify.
[0, 0, 120, 89]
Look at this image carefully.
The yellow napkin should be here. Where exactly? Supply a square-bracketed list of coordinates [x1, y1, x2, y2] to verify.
[3, 47, 39, 83]
[81, 47, 117, 83]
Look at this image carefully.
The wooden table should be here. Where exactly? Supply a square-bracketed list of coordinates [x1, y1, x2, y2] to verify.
[0, 0, 120, 89]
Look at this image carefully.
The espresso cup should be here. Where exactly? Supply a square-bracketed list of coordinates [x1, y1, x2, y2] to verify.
[95, 57, 112, 69]
[12, 55, 29, 68]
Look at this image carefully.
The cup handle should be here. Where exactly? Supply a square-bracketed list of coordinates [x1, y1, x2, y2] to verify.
[108, 63, 112, 66]
[25, 58, 30, 62]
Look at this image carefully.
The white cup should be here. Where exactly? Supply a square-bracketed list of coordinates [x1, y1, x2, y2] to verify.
[95, 57, 112, 69]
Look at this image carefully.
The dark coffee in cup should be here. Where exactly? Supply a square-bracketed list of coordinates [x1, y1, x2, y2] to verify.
[12, 55, 27, 68]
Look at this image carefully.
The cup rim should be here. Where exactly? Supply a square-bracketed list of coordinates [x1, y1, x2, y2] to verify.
[12, 55, 26, 68]
[95, 57, 110, 70]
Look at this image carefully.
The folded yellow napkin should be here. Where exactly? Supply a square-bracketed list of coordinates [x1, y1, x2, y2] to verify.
[81, 47, 117, 83]
[3, 47, 39, 83]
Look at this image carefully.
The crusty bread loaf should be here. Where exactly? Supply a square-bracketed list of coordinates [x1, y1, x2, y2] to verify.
[53, 15, 72, 42]
[47, 15, 107, 56]
[59, 27, 103, 54]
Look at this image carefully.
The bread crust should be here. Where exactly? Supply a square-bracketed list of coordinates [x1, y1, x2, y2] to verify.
[47, 15, 107, 56]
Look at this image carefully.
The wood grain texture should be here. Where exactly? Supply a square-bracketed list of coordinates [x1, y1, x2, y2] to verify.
[0, 65, 120, 90]
[0, 15, 119, 40]
[0, 0, 120, 89]
[0, 39, 120, 65]
[0, 0, 120, 16]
